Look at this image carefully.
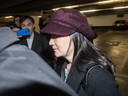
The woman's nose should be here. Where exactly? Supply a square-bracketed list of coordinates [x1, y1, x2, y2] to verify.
[49, 38, 55, 46]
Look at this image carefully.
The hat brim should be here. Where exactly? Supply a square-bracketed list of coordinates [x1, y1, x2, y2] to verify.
[40, 23, 75, 36]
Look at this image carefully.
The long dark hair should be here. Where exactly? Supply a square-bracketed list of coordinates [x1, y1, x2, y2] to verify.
[70, 32, 115, 76]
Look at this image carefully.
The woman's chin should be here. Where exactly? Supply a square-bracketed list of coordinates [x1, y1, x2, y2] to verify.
[55, 55, 60, 58]
[55, 53, 61, 57]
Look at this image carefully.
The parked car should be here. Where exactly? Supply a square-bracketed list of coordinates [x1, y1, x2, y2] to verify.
[113, 20, 128, 30]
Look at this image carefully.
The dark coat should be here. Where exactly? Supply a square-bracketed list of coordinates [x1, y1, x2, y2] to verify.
[0, 27, 78, 96]
[19, 31, 54, 66]
[38, 18, 47, 30]
[56, 62, 121, 96]
[39, 18, 51, 42]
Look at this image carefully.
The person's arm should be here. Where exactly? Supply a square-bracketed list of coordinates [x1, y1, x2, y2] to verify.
[39, 10, 46, 30]
[39, 18, 45, 30]
[12, 28, 22, 38]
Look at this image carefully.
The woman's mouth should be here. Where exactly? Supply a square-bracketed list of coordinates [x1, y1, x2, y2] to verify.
[52, 48, 58, 51]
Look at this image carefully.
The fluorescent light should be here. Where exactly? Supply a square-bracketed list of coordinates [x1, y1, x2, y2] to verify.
[52, 5, 79, 11]
[113, 0, 124, 1]
[99, 0, 114, 3]
[80, 11, 88, 13]
[5, 16, 12, 18]
[64, 6, 72, 8]
[52, 7, 71, 11]
[80, 9, 97, 13]
[38, 16, 41, 18]
[98, 0, 124, 4]
[114, 6, 128, 9]
[52, 8, 60, 11]
[114, 6, 125, 9]
[80, 5, 128, 13]
[51, 0, 128, 12]
[125, 6, 128, 8]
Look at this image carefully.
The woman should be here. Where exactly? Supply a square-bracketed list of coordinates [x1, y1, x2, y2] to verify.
[40, 8, 121, 96]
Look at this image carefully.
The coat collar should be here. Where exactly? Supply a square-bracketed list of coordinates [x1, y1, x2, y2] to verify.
[31, 32, 42, 51]
[66, 61, 96, 93]
[19, 37, 28, 47]
[19, 32, 42, 51]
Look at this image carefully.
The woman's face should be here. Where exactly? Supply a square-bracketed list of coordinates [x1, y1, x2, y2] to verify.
[49, 34, 74, 61]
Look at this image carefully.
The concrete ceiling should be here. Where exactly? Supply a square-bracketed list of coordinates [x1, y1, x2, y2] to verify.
[0, 0, 101, 16]
[1, 0, 128, 18]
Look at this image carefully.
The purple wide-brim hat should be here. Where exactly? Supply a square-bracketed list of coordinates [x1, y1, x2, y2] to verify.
[40, 8, 95, 41]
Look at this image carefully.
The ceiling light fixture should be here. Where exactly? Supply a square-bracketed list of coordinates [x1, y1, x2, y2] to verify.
[123, 5, 128, 8]
[52, 5, 79, 11]
[80, 9, 97, 13]
[98, 0, 126, 4]
[114, 6, 125, 9]
[38, 16, 41, 18]
[80, 5, 128, 13]
[52, 0, 128, 11]
[64, 6, 72, 8]
[5, 16, 12, 18]
[98, 0, 114, 3]
[52, 8, 60, 11]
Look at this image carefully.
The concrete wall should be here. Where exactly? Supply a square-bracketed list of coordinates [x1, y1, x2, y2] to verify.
[32, 14, 128, 30]
[1, 14, 128, 29]
[31, 16, 40, 33]
[87, 14, 128, 26]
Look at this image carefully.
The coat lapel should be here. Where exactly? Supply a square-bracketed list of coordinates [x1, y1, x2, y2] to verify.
[19, 38, 28, 47]
[66, 64, 86, 93]
[31, 32, 42, 51]
[66, 62, 96, 93]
